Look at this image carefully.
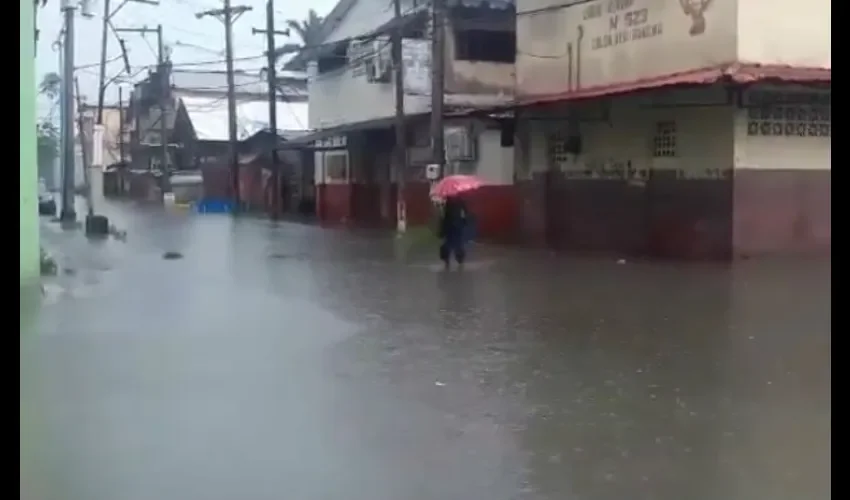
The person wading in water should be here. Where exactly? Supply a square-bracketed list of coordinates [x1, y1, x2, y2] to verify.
[438, 196, 472, 269]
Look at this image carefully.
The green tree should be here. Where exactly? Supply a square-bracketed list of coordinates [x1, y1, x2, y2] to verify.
[275, 9, 324, 71]
[39, 72, 61, 102]
[36, 121, 59, 174]
[37, 72, 62, 174]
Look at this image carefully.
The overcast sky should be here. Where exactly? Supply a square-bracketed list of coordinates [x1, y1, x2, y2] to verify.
[35, 0, 337, 119]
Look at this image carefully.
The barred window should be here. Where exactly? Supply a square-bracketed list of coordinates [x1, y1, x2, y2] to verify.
[653, 121, 677, 158]
[746, 91, 830, 138]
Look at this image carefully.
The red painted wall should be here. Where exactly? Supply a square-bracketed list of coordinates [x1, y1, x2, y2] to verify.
[317, 184, 352, 225]
[319, 180, 519, 243]
[733, 169, 831, 257]
[516, 169, 829, 260]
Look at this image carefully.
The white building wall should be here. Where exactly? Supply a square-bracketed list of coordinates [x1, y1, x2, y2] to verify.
[521, 87, 735, 178]
[732, 88, 831, 172]
[737, 0, 830, 69]
[474, 129, 514, 185]
[516, 0, 738, 97]
[323, 0, 424, 44]
[516, 0, 830, 99]
[307, 62, 430, 130]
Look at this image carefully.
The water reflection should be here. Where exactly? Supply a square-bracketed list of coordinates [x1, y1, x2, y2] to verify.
[27, 200, 830, 500]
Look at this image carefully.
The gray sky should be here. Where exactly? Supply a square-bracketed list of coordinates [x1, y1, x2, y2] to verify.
[35, 0, 337, 119]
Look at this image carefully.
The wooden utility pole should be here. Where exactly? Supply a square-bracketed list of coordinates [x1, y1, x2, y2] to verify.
[392, 0, 407, 233]
[95, 0, 158, 125]
[114, 25, 170, 191]
[429, 0, 446, 173]
[156, 24, 169, 192]
[118, 85, 125, 163]
[95, 0, 110, 124]
[197, 2, 253, 212]
[252, 0, 289, 219]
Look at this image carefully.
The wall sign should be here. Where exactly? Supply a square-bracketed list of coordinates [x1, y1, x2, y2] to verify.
[581, 0, 713, 51]
[582, 0, 665, 50]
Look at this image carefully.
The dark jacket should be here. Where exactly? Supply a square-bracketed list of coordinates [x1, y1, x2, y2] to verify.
[439, 198, 469, 239]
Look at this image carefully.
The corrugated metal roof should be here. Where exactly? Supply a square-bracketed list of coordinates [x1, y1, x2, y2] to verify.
[180, 96, 310, 142]
[171, 69, 308, 99]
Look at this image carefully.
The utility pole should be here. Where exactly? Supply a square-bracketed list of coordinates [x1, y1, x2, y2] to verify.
[252, 0, 289, 219]
[156, 24, 170, 193]
[73, 77, 93, 217]
[392, 0, 407, 233]
[52, 36, 65, 194]
[59, 0, 77, 223]
[114, 25, 170, 192]
[197, 2, 253, 213]
[429, 0, 446, 174]
[118, 86, 125, 163]
[95, 0, 111, 125]
[96, 0, 159, 124]
[133, 86, 141, 168]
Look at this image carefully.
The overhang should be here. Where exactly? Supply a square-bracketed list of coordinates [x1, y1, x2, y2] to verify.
[458, 63, 830, 117]
[516, 63, 831, 108]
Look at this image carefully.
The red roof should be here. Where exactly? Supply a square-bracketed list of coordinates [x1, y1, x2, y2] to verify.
[516, 63, 830, 107]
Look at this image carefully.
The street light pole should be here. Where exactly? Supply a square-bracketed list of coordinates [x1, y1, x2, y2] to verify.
[59, 0, 77, 223]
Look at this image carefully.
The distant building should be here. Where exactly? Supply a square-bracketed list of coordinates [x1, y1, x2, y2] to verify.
[122, 65, 312, 214]
[301, 0, 518, 239]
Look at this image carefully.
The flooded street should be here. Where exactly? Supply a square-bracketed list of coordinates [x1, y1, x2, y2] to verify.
[22, 198, 830, 500]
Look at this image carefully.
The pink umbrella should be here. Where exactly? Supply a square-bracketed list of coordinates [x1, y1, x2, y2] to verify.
[430, 175, 483, 200]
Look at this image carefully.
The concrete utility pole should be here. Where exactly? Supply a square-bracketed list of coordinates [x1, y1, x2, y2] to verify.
[76, 77, 111, 235]
[392, 0, 407, 233]
[73, 77, 93, 217]
[252, 0, 289, 219]
[96, 0, 159, 125]
[429, 0, 446, 174]
[52, 36, 65, 195]
[59, 0, 77, 223]
[114, 25, 170, 192]
[197, 2, 253, 213]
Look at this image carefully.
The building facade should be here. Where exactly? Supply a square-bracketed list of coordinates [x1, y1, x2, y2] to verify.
[21, 0, 39, 285]
[513, 0, 830, 258]
[307, 0, 518, 238]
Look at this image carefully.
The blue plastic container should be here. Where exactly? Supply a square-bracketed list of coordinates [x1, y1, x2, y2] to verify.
[195, 199, 233, 214]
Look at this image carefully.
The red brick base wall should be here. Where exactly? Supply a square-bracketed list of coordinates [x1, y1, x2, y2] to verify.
[516, 169, 830, 260]
[319, 181, 519, 242]
[317, 184, 352, 225]
[464, 185, 519, 244]
[733, 169, 830, 257]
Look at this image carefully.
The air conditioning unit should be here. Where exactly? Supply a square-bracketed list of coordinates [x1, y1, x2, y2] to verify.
[366, 41, 392, 83]
[444, 126, 476, 161]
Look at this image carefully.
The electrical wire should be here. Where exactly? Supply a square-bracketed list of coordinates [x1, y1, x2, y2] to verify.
[76, 54, 124, 70]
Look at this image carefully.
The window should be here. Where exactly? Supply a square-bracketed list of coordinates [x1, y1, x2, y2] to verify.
[547, 131, 571, 165]
[317, 44, 348, 74]
[746, 91, 830, 138]
[453, 30, 515, 63]
[325, 152, 348, 180]
[653, 121, 677, 158]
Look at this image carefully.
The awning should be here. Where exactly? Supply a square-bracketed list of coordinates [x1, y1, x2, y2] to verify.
[456, 63, 831, 117]
[278, 113, 430, 150]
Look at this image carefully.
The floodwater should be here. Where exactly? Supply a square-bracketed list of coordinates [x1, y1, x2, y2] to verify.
[21, 193, 830, 500]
